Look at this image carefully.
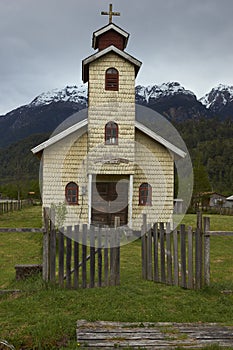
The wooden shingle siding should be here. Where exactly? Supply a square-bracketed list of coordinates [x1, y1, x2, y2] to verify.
[88, 53, 135, 175]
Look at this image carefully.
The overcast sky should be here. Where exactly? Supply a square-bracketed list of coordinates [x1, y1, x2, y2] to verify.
[0, 0, 233, 115]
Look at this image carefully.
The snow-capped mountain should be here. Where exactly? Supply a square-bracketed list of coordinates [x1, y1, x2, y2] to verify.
[200, 84, 233, 115]
[30, 85, 88, 107]
[0, 81, 232, 148]
[136, 82, 195, 103]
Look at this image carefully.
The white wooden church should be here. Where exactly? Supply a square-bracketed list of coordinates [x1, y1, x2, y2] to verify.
[32, 5, 185, 230]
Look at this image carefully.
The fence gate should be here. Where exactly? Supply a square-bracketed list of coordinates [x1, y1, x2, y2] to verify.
[141, 214, 204, 290]
[43, 209, 120, 289]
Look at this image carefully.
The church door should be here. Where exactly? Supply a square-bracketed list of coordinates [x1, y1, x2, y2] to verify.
[91, 181, 128, 227]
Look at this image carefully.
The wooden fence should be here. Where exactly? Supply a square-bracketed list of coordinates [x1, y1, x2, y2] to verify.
[141, 214, 204, 290]
[0, 199, 33, 215]
[203, 216, 233, 286]
[43, 209, 120, 289]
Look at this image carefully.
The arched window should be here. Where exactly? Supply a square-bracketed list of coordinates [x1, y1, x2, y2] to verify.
[105, 68, 119, 91]
[105, 121, 118, 145]
[65, 182, 79, 205]
[139, 183, 152, 206]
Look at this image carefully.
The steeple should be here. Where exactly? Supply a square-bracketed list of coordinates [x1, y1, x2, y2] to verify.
[92, 4, 129, 52]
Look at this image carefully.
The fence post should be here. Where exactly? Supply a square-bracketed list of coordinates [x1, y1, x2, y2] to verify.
[195, 227, 202, 289]
[90, 226, 95, 288]
[114, 217, 120, 286]
[82, 224, 87, 288]
[58, 229, 64, 287]
[43, 207, 50, 282]
[49, 208, 56, 283]
[173, 228, 179, 286]
[73, 225, 80, 289]
[141, 214, 147, 279]
[187, 226, 194, 289]
[160, 223, 166, 283]
[153, 223, 159, 282]
[204, 217, 210, 286]
[66, 226, 72, 289]
[180, 224, 187, 288]
[166, 223, 172, 285]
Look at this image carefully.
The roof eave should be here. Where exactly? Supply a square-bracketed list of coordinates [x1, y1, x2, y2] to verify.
[82, 45, 142, 83]
[135, 121, 186, 159]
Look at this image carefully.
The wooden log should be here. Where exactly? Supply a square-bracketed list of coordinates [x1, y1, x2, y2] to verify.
[187, 226, 193, 289]
[82, 224, 87, 288]
[173, 228, 179, 286]
[58, 230, 64, 287]
[180, 224, 187, 289]
[166, 223, 172, 285]
[160, 223, 166, 283]
[204, 217, 210, 286]
[73, 225, 79, 289]
[153, 223, 159, 282]
[66, 227, 72, 289]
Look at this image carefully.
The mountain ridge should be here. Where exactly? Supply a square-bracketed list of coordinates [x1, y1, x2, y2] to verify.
[0, 81, 232, 148]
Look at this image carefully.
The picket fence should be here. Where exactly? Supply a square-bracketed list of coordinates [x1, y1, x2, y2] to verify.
[43, 209, 120, 289]
[141, 213, 205, 290]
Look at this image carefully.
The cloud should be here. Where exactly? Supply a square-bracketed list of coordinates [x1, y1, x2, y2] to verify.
[0, 0, 233, 114]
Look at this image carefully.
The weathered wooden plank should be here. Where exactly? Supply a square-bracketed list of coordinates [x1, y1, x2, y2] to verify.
[43, 207, 50, 282]
[180, 224, 187, 289]
[0, 228, 43, 233]
[73, 225, 79, 289]
[77, 321, 233, 349]
[98, 227, 103, 287]
[187, 226, 193, 289]
[160, 223, 166, 283]
[89, 227, 95, 288]
[49, 209, 56, 283]
[102, 229, 109, 286]
[141, 214, 147, 280]
[82, 225, 87, 288]
[205, 231, 233, 236]
[166, 223, 172, 285]
[153, 223, 159, 282]
[173, 228, 179, 286]
[58, 230, 64, 287]
[195, 227, 202, 290]
[66, 227, 72, 289]
[204, 217, 210, 286]
[147, 227, 153, 281]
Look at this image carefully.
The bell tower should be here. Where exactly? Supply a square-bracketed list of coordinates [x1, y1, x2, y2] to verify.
[82, 4, 141, 175]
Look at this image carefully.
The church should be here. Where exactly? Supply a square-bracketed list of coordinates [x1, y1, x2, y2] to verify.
[32, 5, 186, 231]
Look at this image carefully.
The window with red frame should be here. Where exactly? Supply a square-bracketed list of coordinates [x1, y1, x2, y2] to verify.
[65, 182, 79, 205]
[139, 183, 152, 206]
[105, 68, 119, 91]
[105, 121, 118, 145]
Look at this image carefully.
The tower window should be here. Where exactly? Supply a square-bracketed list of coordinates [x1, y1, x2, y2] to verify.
[105, 121, 118, 145]
[139, 183, 152, 206]
[65, 182, 79, 205]
[105, 68, 119, 91]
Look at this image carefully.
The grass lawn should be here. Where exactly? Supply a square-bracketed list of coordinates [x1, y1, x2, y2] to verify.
[0, 206, 233, 349]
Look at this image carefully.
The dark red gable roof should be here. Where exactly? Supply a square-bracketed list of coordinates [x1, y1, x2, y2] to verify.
[92, 23, 129, 51]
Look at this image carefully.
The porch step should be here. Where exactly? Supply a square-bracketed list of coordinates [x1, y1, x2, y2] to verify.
[77, 320, 233, 349]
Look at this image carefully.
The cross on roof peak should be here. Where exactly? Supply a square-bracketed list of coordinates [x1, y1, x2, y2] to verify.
[101, 4, 120, 23]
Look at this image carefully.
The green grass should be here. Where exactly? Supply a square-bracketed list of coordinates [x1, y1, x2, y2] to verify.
[1, 207, 233, 349]
[0, 205, 42, 228]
